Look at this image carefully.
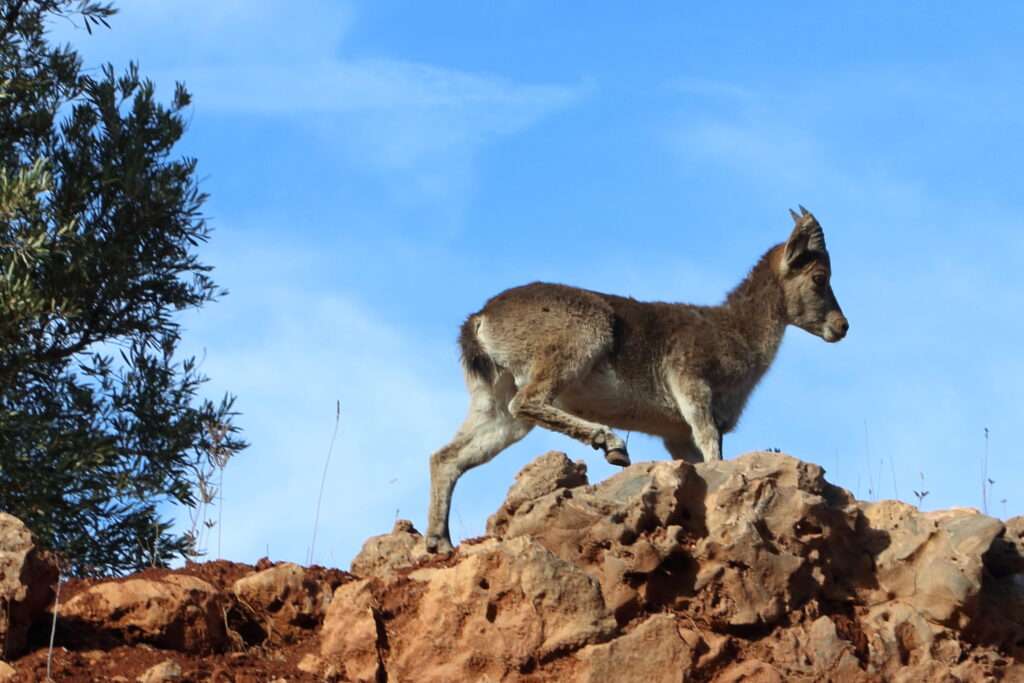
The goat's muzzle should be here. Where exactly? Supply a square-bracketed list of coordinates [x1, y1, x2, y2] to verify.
[823, 313, 849, 343]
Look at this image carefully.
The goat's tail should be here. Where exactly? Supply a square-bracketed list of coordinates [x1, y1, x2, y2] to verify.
[459, 314, 496, 384]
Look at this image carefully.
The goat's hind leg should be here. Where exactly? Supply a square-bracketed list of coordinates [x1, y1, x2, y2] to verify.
[427, 376, 530, 553]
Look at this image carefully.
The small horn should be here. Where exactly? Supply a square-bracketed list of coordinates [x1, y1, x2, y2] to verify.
[799, 204, 810, 216]
[789, 208, 801, 223]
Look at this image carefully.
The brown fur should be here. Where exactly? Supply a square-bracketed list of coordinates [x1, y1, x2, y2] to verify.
[426, 208, 849, 552]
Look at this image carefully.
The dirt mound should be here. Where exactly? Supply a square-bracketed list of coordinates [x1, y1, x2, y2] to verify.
[3, 450, 1024, 681]
[2, 551, 349, 681]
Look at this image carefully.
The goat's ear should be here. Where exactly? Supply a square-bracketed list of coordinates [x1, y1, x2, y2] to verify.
[784, 218, 827, 268]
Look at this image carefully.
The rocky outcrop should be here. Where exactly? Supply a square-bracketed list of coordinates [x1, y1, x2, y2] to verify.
[0, 512, 58, 660]
[3, 449, 1024, 681]
[59, 574, 230, 653]
[231, 561, 337, 633]
[860, 501, 1003, 627]
[486, 451, 867, 632]
[325, 535, 617, 682]
[350, 518, 428, 579]
[343, 450, 1024, 681]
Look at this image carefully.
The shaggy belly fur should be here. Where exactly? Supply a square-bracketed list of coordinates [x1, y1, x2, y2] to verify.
[555, 364, 683, 437]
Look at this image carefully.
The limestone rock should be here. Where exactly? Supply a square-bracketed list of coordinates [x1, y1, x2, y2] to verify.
[859, 500, 1003, 626]
[488, 451, 862, 630]
[488, 456, 697, 553]
[136, 659, 182, 683]
[487, 450, 589, 537]
[806, 615, 860, 677]
[0, 512, 58, 660]
[467, 449, 1022, 679]
[574, 613, 696, 683]
[350, 518, 428, 578]
[319, 579, 384, 683]
[60, 574, 227, 653]
[690, 453, 863, 629]
[324, 536, 616, 682]
[232, 562, 332, 627]
[6, 448, 1024, 680]
[296, 652, 325, 675]
[398, 537, 614, 673]
[487, 454, 702, 622]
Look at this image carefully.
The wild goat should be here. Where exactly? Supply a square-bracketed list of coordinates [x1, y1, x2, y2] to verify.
[426, 207, 848, 552]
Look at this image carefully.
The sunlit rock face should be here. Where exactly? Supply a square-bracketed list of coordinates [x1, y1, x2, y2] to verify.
[4, 450, 1024, 681]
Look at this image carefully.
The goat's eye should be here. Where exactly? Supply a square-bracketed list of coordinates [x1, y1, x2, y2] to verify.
[812, 273, 827, 287]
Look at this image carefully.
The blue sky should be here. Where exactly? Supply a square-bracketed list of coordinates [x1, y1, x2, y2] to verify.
[53, 2, 1024, 567]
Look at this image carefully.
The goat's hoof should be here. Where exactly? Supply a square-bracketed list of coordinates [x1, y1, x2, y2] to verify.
[605, 448, 630, 467]
[425, 534, 454, 555]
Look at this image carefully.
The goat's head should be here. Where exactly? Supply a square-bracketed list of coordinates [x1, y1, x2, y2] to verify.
[777, 206, 849, 343]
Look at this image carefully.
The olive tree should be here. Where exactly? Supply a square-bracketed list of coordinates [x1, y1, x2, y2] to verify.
[0, 0, 246, 575]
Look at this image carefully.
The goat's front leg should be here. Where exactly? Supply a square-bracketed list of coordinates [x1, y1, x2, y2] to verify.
[509, 381, 630, 467]
[668, 378, 722, 462]
[664, 435, 703, 464]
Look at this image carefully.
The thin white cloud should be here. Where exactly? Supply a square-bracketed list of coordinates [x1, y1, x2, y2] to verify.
[667, 76, 756, 101]
[174, 59, 585, 173]
[54, 2, 587, 175]
[675, 118, 826, 190]
[179, 59, 580, 115]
